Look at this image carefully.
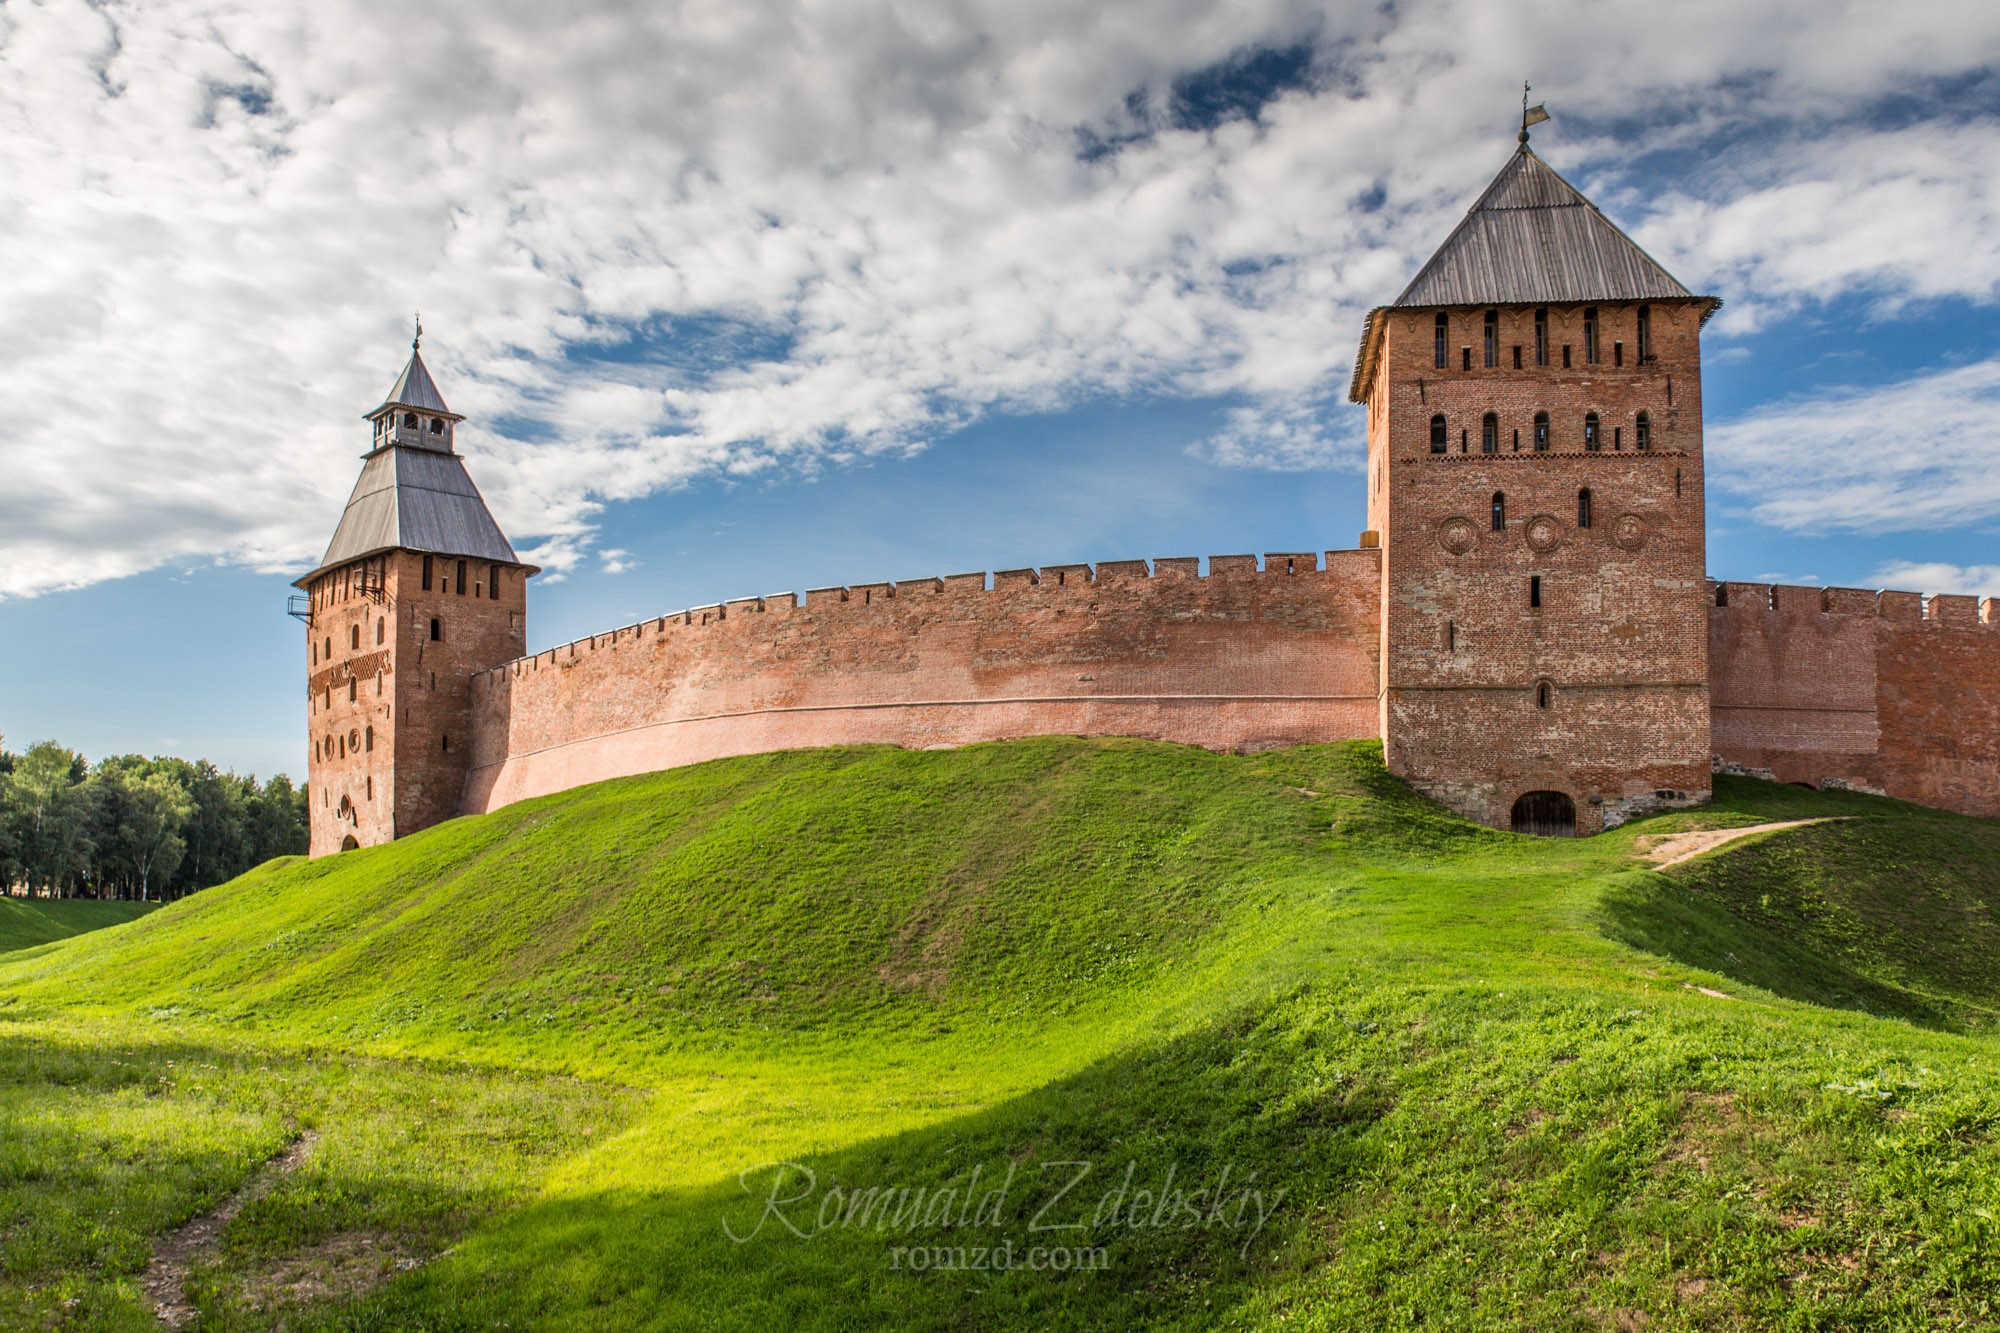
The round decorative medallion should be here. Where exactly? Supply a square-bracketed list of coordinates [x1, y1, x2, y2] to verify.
[1524, 514, 1565, 554]
[1437, 516, 1478, 555]
[348, 728, 361, 752]
[1612, 513, 1647, 550]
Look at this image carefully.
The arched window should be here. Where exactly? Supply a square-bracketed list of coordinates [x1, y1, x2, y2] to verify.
[350, 625, 360, 650]
[1433, 312, 1448, 369]
[1481, 412, 1498, 453]
[1636, 411, 1651, 451]
[1583, 307, 1599, 364]
[1637, 304, 1652, 362]
[1483, 310, 1498, 368]
[376, 617, 385, 645]
[421, 555, 433, 591]
[323, 635, 331, 659]
[488, 563, 501, 601]
[403, 412, 417, 428]
[1430, 414, 1447, 454]
[365, 725, 374, 752]
[1533, 307, 1548, 366]
[1533, 412, 1550, 452]
[429, 617, 441, 642]
[1578, 488, 1594, 529]
[1584, 412, 1601, 451]
[1491, 492, 1506, 532]
[429, 417, 444, 434]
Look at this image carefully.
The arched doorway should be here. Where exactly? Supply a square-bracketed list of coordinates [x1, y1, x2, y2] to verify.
[340, 834, 360, 852]
[1510, 790, 1576, 838]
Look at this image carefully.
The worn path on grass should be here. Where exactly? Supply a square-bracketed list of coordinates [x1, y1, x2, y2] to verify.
[1636, 818, 1847, 871]
[142, 1131, 319, 1330]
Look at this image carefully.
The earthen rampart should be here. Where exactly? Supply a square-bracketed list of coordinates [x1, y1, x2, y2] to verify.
[461, 550, 1384, 814]
[1708, 581, 2000, 815]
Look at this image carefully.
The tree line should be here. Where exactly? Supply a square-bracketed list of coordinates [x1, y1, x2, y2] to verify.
[0, 737, 308, 901]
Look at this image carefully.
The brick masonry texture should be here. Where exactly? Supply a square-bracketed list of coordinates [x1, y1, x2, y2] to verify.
[460, 552, 1383, 814]
[1363, 301, 1714, 834]
[1710, 583, 2000, 816]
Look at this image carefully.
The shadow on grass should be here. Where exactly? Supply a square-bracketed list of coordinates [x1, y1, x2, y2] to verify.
[312, 1000, 1392, 1332]
[1600, 807, 2000, 1033]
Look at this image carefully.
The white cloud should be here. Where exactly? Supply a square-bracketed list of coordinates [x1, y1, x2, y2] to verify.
[598, 548, 636, 575]
[1869, 561, 2000, 600]
[1707, 357, 2000, 532]
[2, 0, 1999, 597]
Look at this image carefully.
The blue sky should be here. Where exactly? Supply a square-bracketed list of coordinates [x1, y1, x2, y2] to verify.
[2, 0, 1999, 780]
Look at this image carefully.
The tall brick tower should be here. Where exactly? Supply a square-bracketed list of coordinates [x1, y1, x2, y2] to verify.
[293, 330, 536, 856]
[1349, 133, 1719, 835]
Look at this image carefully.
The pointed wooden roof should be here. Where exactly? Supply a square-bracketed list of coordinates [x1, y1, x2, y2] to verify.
[1348, 145, 1718, 402]
[371, 346, 457, 418]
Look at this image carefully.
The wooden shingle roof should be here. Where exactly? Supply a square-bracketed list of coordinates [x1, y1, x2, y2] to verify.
[1348, 145, 1717, 402]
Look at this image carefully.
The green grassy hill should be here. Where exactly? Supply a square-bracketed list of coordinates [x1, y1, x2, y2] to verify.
[2, 739, 1996, 1330]
[0, 898, 153, 955]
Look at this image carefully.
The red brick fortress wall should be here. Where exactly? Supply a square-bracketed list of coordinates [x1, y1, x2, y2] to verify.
[461, 550, 1382, 814]
[1708, 582, 2000, 816]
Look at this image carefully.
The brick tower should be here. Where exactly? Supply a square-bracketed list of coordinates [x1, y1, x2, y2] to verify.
[293, 330, 536, 856]
[1349, 133, 1719, 835]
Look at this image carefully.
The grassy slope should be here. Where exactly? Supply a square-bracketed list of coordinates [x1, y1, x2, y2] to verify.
[0, 899, 153, 955]
[1, 739, 1997, 1331]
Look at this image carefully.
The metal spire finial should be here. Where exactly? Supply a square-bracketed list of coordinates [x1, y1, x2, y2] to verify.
[413, 313, 422, 351]
[1520, 84, 1550, 146]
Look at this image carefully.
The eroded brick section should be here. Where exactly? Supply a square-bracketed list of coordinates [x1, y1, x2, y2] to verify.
[462, 552, 1382, 813]
[1365, 301, 1715, 832]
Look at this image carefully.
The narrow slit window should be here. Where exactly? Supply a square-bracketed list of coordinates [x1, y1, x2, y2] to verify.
[376, 617, 385, 645]
[364, 725, 374, 752]
[441, 735, 450, 753]
[1483, 310, 1498, 368]
[1637, 305, 1652, 361]
[1613, 340, 1624, 368]
[1461, 346, 1471, 372]
[1716, 583, 1728, 607]
[350, 625, 360, 650]
[1512, 345, 1522, 369]
[1434, 312, 1448, 369]
[488, 563, 501, 601]
[1533, 412, 1549, 452]
[1636, 411, 1652, 451]
[1446, 620, 1456, 652]
[1584, 307, 1599, 364]
[1491, 492, 1507, 532]
[1430, 414, 1448, 454]
[1536, 681, 1551, 709]
[1562, 344, 1572, 369]
[1614, 426, 1623, 450]
[1481, 412, 1498, 454]
[348, 677, 356, 702]
[1675, 466, 1683, 497]
[421, 555, 433, 591]
[429, 617, 441, 642]
[1578, 488, 1594, 529]
[455, 560, 466, 596]
[1584, 412, 1601, 452]
[1534, 308, 1548, 366]
[1530, 575, 1543, 609]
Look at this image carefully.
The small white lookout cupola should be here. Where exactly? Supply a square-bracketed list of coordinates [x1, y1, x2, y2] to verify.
[366, 317, 464, 453]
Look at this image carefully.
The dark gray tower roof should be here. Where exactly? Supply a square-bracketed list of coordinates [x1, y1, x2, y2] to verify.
[1392, 146, 1698, 307]
[296, 339, 535, 587]
[371, 345, 458, 418]
[1349, 145, 1718, 401]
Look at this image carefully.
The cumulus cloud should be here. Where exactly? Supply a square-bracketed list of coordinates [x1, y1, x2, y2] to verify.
[1869, 561, 2000, 600]
[1707, 357, 2000, 532]
[3, 0, 2000, 597]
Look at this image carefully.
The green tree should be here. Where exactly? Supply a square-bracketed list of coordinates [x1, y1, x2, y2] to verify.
[3, 742, 93, 896]
[86, 765, 194, 901]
